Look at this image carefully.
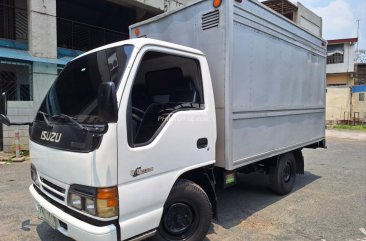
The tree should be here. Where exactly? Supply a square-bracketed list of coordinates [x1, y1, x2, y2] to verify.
[355, 50, 366, 63]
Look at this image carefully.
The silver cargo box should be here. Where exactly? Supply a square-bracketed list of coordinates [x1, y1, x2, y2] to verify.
[129, 0, 326, 170]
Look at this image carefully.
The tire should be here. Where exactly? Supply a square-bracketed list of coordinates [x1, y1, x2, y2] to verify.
[269, 152, 297, 195]
[151, 179, 212, 241]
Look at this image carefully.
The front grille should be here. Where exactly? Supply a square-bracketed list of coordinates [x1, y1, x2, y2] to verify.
[43, 186, 65, 201]
[201, 10, 220, 30]
[40, 177, 65, 194]
[40, 177, 66, 202]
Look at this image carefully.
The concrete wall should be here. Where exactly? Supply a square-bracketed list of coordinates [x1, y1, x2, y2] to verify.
[3, 101, 34, 152]
[0, 61, 33, 152]
[295, 2, 322, 37]
[28, 0, 57, 58]
[326, 87, 351, 123]
[326, 43, 356, 74]
[32, 63, 58, 109]
[165, 0, 191, 11]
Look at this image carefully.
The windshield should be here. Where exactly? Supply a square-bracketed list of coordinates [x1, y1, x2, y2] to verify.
[37, 44, 133, 124]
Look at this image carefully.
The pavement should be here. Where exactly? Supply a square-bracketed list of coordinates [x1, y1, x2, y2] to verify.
[0, 129, 365, 241]
[326, 129, 366, 141]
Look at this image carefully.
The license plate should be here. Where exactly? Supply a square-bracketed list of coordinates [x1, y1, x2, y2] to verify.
[37, 205, 59, 229]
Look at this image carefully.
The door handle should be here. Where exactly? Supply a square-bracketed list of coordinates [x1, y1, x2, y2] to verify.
[197, 138, 208, 149]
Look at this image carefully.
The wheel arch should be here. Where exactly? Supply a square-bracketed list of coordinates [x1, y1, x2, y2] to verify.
[177, 165, 218, 220]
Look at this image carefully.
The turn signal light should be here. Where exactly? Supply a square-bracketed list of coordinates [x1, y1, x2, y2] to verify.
[96, 187, 118, 218]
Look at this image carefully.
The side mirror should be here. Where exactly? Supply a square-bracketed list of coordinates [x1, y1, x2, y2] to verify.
[0, 93, 10, 126]
[98, 82, 118, 122]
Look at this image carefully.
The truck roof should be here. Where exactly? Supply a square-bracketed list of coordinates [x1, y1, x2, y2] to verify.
[74, 38, 205, 61]
[130, 0, 325, 42]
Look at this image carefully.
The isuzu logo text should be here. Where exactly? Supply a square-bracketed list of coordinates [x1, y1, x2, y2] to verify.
[40, 131, 62, 143]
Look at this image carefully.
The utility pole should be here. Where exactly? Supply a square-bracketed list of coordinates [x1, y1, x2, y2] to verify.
[356, 19, 360, 52]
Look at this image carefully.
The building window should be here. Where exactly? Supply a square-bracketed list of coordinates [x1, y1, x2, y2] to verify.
[327, 44, 344, 64]
[0, 60, 32, 101]
[0, 0, 28, 41]
[360, 93, 365, 101]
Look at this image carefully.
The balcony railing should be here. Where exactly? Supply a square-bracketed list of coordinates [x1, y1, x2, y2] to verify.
[57, 18, 129, 51]
[1, 2, 128, 51]
[0, 2, 28, 41]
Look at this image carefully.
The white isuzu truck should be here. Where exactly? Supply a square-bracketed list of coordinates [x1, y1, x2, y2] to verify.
[0, 0, 326, 240]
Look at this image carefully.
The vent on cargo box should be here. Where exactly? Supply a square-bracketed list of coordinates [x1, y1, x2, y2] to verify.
[201, 10, 220, 30]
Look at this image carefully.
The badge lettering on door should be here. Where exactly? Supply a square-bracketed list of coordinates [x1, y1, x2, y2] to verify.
[40, 131, 62, 143]
[130, 167, 154, 177]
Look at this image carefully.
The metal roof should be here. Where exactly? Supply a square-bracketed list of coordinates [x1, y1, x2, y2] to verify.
[328, 38, 358, 44]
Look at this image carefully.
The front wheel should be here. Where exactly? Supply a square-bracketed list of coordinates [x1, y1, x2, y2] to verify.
[151, 179, 212, 241]
[269, 152, 297, 195]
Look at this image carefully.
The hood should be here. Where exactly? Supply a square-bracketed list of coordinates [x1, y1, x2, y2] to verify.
[30, 124, 118, 187]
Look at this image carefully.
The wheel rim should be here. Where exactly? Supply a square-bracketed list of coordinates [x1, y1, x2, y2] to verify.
[283, 162, 292, 183]
[163, 203, 194, 236]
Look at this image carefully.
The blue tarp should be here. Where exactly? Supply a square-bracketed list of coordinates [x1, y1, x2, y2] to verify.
[351, 85, 366, 93]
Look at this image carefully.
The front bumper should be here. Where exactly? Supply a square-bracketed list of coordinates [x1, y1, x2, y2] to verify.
[29, 184, 118, 241]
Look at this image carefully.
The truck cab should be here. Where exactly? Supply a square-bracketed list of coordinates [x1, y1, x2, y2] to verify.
[27, 38, 217, 241]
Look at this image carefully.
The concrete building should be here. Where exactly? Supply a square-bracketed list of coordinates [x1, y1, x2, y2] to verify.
[326, 38, 358, 86]
[325, 38, 366, 124]
[262, 0, 322, 37]
[0, 0, 191, 152]
[353, 65, 366, 123]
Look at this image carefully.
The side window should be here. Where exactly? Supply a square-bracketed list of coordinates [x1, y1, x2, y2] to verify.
[127, 51, 204, 147]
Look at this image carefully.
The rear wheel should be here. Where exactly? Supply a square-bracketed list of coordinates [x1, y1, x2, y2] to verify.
[152, 179, 212, 241]
[269, 152, 297, 195]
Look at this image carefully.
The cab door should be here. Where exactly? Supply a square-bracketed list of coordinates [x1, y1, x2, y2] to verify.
[116, 45, 215, 240]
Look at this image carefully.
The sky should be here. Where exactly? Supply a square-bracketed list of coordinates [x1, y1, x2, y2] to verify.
[264, 0, 366, 50]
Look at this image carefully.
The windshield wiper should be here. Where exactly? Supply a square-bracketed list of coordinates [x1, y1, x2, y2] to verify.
[38, 111, 53, 128]
[52, 113, 86, 131]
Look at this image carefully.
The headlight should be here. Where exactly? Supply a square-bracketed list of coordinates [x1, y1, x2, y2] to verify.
[85, 197, 96, 215]
[68, 185, 118, 218]
[69, 193, 82, 210]
[30, 164, 40, 187]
